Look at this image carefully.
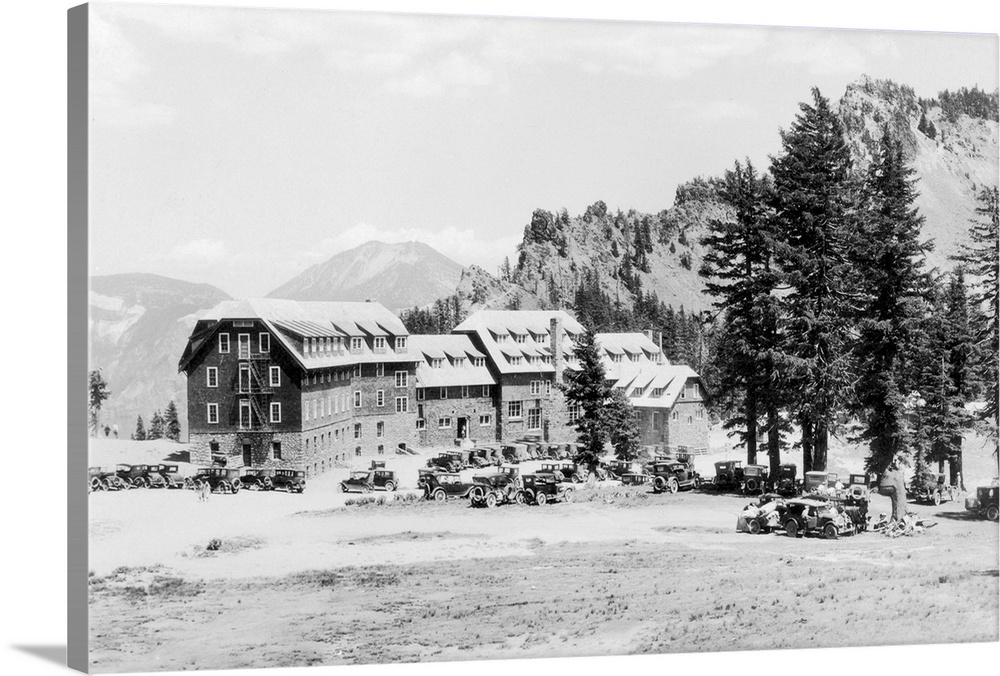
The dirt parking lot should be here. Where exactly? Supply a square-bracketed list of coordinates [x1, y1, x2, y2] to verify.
[86, 438, 999, 673]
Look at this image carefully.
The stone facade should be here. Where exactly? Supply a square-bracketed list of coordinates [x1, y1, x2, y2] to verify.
[188, 431, 304, 470]
[497, 372, 574, 443]
[417, 384, 497, 447]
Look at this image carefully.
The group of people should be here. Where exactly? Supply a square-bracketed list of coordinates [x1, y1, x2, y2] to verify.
[101, 424, 119, 438]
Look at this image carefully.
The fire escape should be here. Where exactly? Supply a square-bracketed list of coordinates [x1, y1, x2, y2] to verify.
[237, 341, 273, 432]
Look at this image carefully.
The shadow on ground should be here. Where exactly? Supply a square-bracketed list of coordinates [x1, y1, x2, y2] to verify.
[12, 644, 65, 666]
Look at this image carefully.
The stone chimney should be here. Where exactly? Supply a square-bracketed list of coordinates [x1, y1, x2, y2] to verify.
[550, 316, 564, 384]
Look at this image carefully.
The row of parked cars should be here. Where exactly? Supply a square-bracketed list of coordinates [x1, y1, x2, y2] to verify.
[88, 464, 306, 494]
[737, 489, 872, 539]
[416, 466, 575, 506]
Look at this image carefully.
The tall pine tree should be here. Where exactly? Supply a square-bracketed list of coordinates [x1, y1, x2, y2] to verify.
[769, 88, 858, 472]
[851, 126, 930, 479]
[562, 328, 611, 474]
[164, 400, 181, 442]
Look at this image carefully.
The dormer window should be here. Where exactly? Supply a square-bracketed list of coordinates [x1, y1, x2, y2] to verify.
[651, 387, 664, 397]
[453, 357, 465, 367]
[632, 387, 645, 396]
[350, 337, 364, 352]
[514, 333, 526, 344]
[472, 357, 485, 367]
[373, 336, 387, 352]
[611, 354, 623, 363]
[431, 358, 444, 369]
[395, 336, 407, 352]
[496, 334, 508, 344]
[510, 356, 523, 365]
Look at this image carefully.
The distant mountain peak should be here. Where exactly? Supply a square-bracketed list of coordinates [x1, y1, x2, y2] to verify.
[266, 240, 464, 311]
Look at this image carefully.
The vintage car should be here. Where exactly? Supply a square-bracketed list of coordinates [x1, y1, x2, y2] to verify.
[520, 473, 574, 505]
[240, 468, 275, 491]
[426, 451, 465, 472]
[421, 472, 477, 502]
[114, 463, 153, 488]
[711, 460, 744, 491]
[770, 463, 800, 497]
[736, 494, 787, 534]
[538, 462, 577, 482]
[964, 479, 999, 521]
[468, 448, 495, 468]
[469, 474, 525, 507]
[803, 471, 839, 495]
[271, 469, 306, 493]
[88, 466, 128, 491]
[740, 465, 769, 495]
[620, 469, 651, 486]
[604, 460, 630, 480]
[191, 467, 243, 494]
[340, 468, 398, 493]
[910, 472, 961, 506]
[844, 473, 873, 499]
[650, 462, 701, 494]
[781, 498, 856, 539]
[147, 463, 187, 489]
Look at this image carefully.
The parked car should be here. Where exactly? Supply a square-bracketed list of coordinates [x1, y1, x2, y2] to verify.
[191, 467, 243, 494]
[604, 460, 630, 480]
[426, 452, 465, 472]
[711, 460, 744, 491]
[520, 473, 574, 505]
[910, 472, 961, 506]
[115, 464, 153, 489]
[650, 462, 701, 493]
[538, 462, 577, 482]
[736, 494, 787, 534]
[340, 468, 398, 493]
[844, 473, 873, 500]
[271, 469, 306, 493]
[88, 466, 128, 491]
[240, 468, 275, 491]
[803, 471, 839, 495]
[421, 472, 478, 502]
[740, 465, 769, 495]
[469, 474, 525, 507]
[964, 479, 999, 521]
[770, 463, 800, 497]
[147, 463, 187, 489]
[781, 498, 856, 539]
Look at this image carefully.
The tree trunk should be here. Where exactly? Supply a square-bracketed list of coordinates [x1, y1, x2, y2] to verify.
[813, 418, 828, 472]
[766, 406, 781, 476]
[801, 416, 814, 473]
[745, 396, 758, 466]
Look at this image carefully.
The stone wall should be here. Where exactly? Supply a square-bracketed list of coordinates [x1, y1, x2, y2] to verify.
[417, 389, 497, 447]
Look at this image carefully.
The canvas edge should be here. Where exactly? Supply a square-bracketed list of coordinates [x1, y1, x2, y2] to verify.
[68, 3, 90, 673]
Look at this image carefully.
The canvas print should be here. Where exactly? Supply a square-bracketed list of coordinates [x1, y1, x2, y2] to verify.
[73, 2, 999, 673]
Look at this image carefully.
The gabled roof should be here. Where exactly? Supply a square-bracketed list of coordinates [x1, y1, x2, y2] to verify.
[178, 298, 415, 373]
[452, 310, 584, 375]
[410, 335, 497, 389]
[617, 364, 703, 409]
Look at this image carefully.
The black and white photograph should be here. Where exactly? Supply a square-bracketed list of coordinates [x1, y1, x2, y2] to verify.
[16, 1, 1000, 674]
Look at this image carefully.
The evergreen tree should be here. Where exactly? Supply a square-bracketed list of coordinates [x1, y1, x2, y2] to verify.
[562, 328, 610, 475]
[132, 414, 147, 441]
[603, 388, 640, 463]
[955, 186, 999, 450]
[164, 400, 181, 442]
[769, 87, 858, 472]
[88, 369, 110, 436]
[851, 126, 930, 478]
[148, 410, 165, 440]
[700, 160, 785, 469]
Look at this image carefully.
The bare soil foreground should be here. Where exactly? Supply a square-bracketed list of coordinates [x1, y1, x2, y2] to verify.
[87, 444, 999, 673]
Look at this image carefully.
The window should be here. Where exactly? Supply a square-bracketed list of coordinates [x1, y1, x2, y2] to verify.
[632, 387, 645, 397]
[303, 401, 309, 422]
[376, 363, 385, 377]
[527, 408, 541, 429]
[376, 421, 384, 438]
[473, 357, 485, 367]
[496, 333, 508, 343]
[312, 400, 318, 419]
[395, 336, 407, 351]
[395, 396, 409, 413]
[416, 418, 426, 430]
[207, 403, 219, 424]
[354, 391, 362, 408]
[461, 386, 469, 398]
[218, 333, 230, 353]
[376, 390, 385, 407]
[319, 398, 325, 417]
[479, 414, 492, 426]
[239, 363, 250, 393]
[206, 367, 218, 388]
[373, 336, 387, 351]
[416, 388, 425, 401]
[395, 371, 408, 387]
[651, 387, 663, 397]
[568, 403, 581, 423]
[439, 417, 452, 429]
[354, 423, 362, 439]
[431, 358, 444, 369]
[671, 410, 679, 421]
[687, 415, 693, 425]
[545, 381, 552, 395]
[272, 441, 282, 460]
[353, 364, 361, 378]
[482, 385, 491, 397]
[440, 387, 448, 400]
[510, 356, 523, 365]
[269, 366, 281, 387]
[652, 411, 662, 429]
[530, 381, 542, 396]
[696, 407, 704, 420]
[681, 384, 687, 400]
[270, 402, 282, 423]
[515, 333, 526, 343]
[611, 354, 623, 363]
[259, 332, 270, 353]
[350, 337, 364, 352]
[508, 400, 523, 419]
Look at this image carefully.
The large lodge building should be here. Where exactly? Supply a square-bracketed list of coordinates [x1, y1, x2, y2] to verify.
[178, 300, 709, 474]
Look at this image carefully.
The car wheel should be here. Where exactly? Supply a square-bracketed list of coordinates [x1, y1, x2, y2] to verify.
[652, 477, 664, 493]
[744, 479, 758, 494]
[249, 482, 260, 491]
[102, 478, 114, 491]
[933, 491, 941, 506]
[287, 483, 295, 494]
[986, 504, 999, 521]
[823, 523, 839, 540]
[562, 489, 574, 503]
[748, 520, 762, 535]
[485, 493, 497, 508]
[433, 489, 446, 502]
[514, 490, 526, 505]
[263, 478, 273, 491]
[668, 478, 679, 494]
[91, 478, 102, 492]
[362, 485, 372, 494]
[469, 487, 483, 503]
[536, 492, 548, 506]
[784, 519, 799, 538]
[232, 482, 241, 494]
[385, 481, 396, 492]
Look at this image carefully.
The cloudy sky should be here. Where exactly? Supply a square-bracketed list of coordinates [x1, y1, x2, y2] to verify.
[88, 0, 998, 298]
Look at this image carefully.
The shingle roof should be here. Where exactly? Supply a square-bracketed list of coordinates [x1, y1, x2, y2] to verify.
[612, 364, 703, 409]
[410, 335, 497, 388]
[453, 310, 584, 375]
